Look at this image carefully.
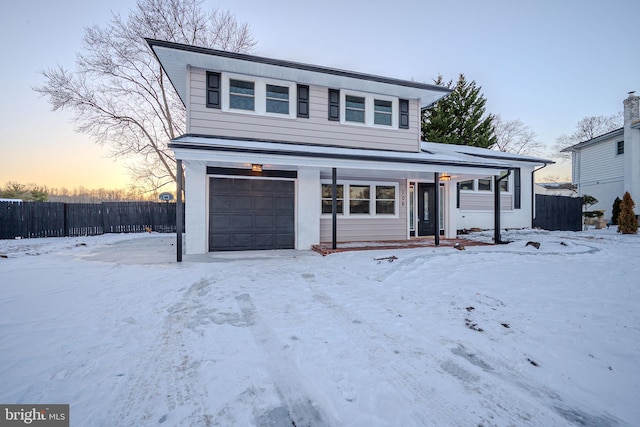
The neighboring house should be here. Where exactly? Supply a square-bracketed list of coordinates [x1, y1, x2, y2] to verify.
[148, 39, 553, 253]
[562, 92, 640, 220]
[534, 182, 577, 197]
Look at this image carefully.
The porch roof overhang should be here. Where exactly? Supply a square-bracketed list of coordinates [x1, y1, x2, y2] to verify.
[170, 134, 511, 179]
[147, 39, 451, 109]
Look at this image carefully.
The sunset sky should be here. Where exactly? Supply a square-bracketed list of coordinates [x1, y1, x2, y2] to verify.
[1, 0, 638, 190]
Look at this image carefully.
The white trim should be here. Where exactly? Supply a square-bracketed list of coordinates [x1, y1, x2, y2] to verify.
[339, 89, 399, 129]
[221, 72, 296, 119]
[320, 180, 400, 219]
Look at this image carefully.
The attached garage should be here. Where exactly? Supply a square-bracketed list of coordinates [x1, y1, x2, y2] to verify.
[209, 177, 295, 251]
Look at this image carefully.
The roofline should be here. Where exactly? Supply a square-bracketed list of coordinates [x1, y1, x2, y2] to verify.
[146, 38, 451, 95]
[169, 135, 508, 170]
[457, 151, 555, 165]
[561, 127, 624, 152]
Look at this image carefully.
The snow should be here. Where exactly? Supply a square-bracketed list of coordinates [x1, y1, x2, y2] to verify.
[1, 229, 639, 426]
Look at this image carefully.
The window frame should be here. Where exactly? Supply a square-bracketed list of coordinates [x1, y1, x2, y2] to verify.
[339, 90, 399, 129]
[221, 73, 297, 119]
[321, 183, 344, 215]
[320, 181, 399, 218]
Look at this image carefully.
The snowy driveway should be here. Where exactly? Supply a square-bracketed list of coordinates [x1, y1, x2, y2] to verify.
[1, 230, 639, 426]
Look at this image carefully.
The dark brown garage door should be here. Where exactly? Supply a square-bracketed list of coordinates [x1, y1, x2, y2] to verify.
[209, 177, 295, 251]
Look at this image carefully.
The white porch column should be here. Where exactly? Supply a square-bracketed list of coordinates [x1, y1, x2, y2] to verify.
[183, 161, 208, 254]
[445, 182, 458, 239]
[296, 167, 320, 249]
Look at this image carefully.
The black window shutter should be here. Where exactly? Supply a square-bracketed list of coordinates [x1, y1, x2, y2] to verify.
[297, 84, 309, 118]
[456, 182, 461, 208]
[399, 99, 409, 129]
[514, 168, 521, 209]
[206, 72, 221, 109]
[328, 89, 340, 121]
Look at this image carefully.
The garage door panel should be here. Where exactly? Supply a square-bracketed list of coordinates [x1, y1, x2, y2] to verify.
[209, 177, 295, 251]
[254, 233, 275, 247]
[232, 196, 252, 210]
[210, 233, 231, 248]
[232, 214, 253, 229]
[254, 196, 275, 211]
[276, 196, 295, 211]
[276, 214, 294, 229]
[255, 215, 275, 228]
[210, 214, 231, 230]
[276, 234, 294, 247]
[211, 196, 231, 212]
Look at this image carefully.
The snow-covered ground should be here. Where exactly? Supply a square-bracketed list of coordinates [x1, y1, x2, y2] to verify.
[1, 229, 638, 426]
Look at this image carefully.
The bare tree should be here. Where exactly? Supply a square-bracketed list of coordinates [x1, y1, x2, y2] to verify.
[552, 112, 623, 160]
[34, 0, 256, 191]
[492, 115, 541, 155]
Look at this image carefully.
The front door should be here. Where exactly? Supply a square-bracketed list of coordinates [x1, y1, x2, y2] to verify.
[417, 183, 436, 236]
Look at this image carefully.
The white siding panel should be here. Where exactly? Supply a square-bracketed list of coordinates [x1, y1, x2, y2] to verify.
[459, 193, 512, 210]
[188, 68, 421, 152]
[580, 140, 624, 184]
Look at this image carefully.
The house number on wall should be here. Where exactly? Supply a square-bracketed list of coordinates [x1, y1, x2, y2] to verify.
[401, 188, 406, 207]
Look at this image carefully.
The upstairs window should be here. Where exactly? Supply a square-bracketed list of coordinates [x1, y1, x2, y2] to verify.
[340, 91, 398, 128]
[345, 95, 366, 123]
[266, 84, 289, 114]
[374, 99, 393, 126]
[220, 74, 296, 118]
[229, 79, 255, 111]
[617, 140, 624, 155]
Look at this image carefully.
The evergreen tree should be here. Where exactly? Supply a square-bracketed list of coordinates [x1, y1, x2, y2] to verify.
[611, 196, 622, 225]
[617, 192, 638, 234]
[421, 74, 497, 148]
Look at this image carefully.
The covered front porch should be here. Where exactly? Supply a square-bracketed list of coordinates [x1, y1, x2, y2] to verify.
[170, 135, 514, 256]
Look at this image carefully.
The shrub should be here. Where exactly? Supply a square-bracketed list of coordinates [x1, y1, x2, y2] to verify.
[617, 192, 638, 234]
[611, 197, 622, 225]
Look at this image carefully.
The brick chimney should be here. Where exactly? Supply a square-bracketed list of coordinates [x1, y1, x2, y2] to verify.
[624, 91, 639, 125]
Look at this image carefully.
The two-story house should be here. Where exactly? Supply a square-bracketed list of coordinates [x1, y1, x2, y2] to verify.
[562, 92, 640, 220]
[148, 39, 552, 253]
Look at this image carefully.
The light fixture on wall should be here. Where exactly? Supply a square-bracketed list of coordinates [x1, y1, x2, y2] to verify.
[439, 173, 451, 181]
[251, 164, 263, 172]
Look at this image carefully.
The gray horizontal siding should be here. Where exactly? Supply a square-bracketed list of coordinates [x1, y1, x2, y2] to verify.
[319, 217, 407, 242]
[459, 192, 513, 210]
[188, 68, 420, 152]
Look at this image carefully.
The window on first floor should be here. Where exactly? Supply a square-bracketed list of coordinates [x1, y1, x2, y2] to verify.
[477, 177, 492, 191]
[321, 182, 398, 217]
[321, 184, 344, 214]
[498, 171, 510, 192]
[459, 175, 512, 193]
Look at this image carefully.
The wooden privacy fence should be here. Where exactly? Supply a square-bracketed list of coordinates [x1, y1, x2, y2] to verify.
[533, 194, 582, 232]
[0, 201, 184, 239]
